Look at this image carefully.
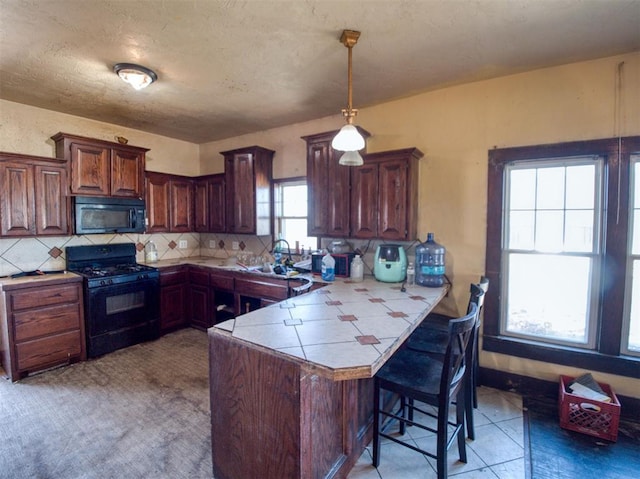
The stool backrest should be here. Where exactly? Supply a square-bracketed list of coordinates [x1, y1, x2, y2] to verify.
[441, 302, 479, 404]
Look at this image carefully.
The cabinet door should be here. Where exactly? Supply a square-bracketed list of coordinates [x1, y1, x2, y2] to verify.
[306, 142, 329, 236]
[190, 284, 211, 329]
[170, 179, 193, 232]
[305, 136, 350, 237]
[111, 148, 144, 198]
[145, 173, 170, 232]
[160, 283, 188, 332]
[34, 164, 69, 235]
[70, 142, 110, 195]
[0, 162, 34, 236]
[350, 163, 379, 239]
[227, 153, 255, 234]
[378, 159, 409, 240]
[194, 179, 209, 232]
[208, 175, 226, 233]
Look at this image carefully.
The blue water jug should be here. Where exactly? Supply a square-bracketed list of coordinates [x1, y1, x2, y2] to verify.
[415, 233, 446, 287]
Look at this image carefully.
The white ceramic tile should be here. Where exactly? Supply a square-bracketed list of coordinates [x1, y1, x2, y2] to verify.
[295, 319, 362, 346]
[1, 238, 50, 271]
[303, 341, 382, 369]
[344, 448, 382, 479]
[276, 346, 306, 360]
[495, 417, 525, 448]
[336, 301, 395, 317]
[232, 323, 300, 349]
[466, 423, 524, 465]
[234, 305, 293, 326]
[352, 315, 412, 340]
[416, 433, 489, 476]
[383, 297, 433, 315]
[0, 238, 19, 256]
[370, 440, 436, 479]
[288, 303, 344, 321]
[215, 319, 235, 332]
[476, 389, 523, 423]
[488, 458, 525, 479]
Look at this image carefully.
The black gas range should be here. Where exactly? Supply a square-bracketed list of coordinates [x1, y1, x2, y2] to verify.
[66, 243, 160, 358]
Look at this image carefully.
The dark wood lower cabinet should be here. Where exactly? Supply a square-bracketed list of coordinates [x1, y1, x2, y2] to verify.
[159, 266, 189, 333]
[0, 275, 85, 381]
[209, 329, 373, 479]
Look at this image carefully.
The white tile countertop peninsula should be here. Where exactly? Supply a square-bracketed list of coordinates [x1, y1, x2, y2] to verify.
[213, 277, 447, 381]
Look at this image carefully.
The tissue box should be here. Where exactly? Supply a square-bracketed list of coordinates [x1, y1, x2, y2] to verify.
[558, 375, 620, 441]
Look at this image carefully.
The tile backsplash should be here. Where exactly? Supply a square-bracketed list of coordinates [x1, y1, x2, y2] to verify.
[0, 232, 274, 277]
[0, 232, 423, 279]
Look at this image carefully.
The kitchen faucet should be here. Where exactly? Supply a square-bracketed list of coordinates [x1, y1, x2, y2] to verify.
[272, 239, 293, 266]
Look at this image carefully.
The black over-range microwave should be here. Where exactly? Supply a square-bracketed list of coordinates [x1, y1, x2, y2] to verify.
[74, 196, 146, 234]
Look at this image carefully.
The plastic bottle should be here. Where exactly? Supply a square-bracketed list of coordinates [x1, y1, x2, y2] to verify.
[406, 262, 415, 285]
[350, 255, 364, 282]
[144, 240, 158, 263]
[321, 251, 335, 282]
[415, 233, 445, 287]
[274, 241, 282, 265]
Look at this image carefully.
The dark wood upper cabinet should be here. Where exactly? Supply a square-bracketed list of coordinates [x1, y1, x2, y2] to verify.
[194, 174, 226, 233]
[302, 130, 353, 237]
[222, 146, 274, 235]
[356, 148, 422, 241]
[302, 130, 420, 241]
[0, 152, 69, 237]
[145, 171, 193, 233]
[52, 132, 147, 198]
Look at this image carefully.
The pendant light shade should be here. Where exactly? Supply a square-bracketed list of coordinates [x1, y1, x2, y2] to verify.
[114, 63, 157, 90]
[332, 30, 366, 164]
[332, 124, 366, 151]
[338, 150, 364, 166]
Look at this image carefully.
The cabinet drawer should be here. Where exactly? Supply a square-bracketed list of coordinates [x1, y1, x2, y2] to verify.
[16, 330, 82, 371]
[160, 268, 188, 286]
[190, 269, 210, 285]
[210, 273, 234, 291]
[235, 277, 289, 301]
[10, 284, 80, 311]
[14, 303, 81, 341]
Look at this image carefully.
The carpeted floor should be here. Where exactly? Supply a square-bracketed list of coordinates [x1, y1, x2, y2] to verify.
[0, 328, 212, 479]
[524, 395, 640, 479]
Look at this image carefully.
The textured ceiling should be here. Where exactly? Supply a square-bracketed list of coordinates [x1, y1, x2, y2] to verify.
[1, 0, 639, 144]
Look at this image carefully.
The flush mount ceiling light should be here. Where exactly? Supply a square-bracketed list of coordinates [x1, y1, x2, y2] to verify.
[113, 63, 157, 90]
[332, 30, 366, 166]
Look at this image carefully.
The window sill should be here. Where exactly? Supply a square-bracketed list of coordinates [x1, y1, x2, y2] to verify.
[483, 335, 640, 379]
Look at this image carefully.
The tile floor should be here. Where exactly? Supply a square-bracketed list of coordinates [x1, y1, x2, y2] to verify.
[348, 386, 525, 479]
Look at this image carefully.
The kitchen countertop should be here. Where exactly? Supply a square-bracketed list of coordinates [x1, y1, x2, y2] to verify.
[212, 277, 448, 381]
[0, 272, 82, 290]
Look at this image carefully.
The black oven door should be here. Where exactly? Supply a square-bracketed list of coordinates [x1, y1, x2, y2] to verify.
[85, 278, 160, 357]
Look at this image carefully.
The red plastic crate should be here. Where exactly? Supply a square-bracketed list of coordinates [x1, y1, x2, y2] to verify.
[558, 375, 620, 442]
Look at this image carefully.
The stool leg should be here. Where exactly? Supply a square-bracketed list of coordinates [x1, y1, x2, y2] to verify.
[465, 367, 475, 440]
[456, 388, 467, 463]
[372, 380, 381, 467]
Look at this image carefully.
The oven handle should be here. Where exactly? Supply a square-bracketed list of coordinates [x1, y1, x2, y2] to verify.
[130, 208, 136, 229]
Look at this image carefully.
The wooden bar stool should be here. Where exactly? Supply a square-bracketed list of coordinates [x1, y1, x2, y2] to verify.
[372, 303, 479, 479]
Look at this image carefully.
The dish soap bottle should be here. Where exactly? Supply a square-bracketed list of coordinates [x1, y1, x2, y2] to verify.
[144, 240, 158, 263]
[350, 255, 364, 282]
[321, 251, 335, 282]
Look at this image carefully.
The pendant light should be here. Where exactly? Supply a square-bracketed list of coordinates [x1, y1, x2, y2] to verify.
[114, 63, 157, 90]
[332, 30, 366, 166]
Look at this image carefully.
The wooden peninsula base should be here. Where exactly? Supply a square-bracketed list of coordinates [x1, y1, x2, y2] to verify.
[209, 329, 374, 479]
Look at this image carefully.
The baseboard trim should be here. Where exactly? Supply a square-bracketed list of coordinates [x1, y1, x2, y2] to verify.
[479, 367, 640, 422]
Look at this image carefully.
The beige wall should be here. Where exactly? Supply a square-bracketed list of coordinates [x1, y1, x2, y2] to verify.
[199, 52, 640, 397]
[1, 53, 638, 397]
[0, 100, 200, 176]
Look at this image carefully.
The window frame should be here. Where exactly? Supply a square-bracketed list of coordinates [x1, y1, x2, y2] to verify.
[272, 176, 318, 252]
[484, 137, 640, 379]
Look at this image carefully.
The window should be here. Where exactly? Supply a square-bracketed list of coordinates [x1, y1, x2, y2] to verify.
[503, 158, 602, 347]
[485, 137, 640, 379]
[273, 177, 317, 252]
[624, 156, 640, 354]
